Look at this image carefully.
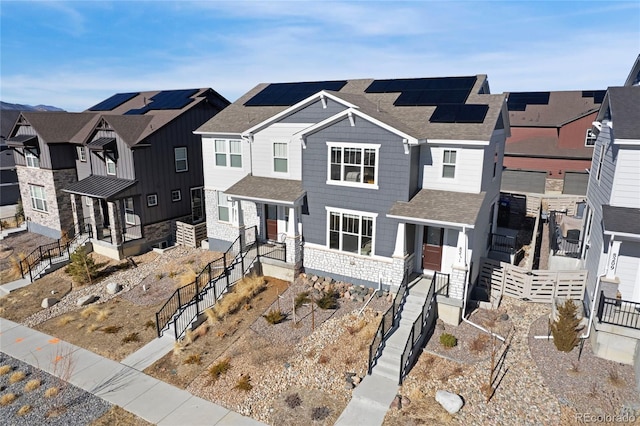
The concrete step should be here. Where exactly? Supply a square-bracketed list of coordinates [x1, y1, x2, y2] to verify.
[375, 355, 401, 373]
[372, 363, 399, 382]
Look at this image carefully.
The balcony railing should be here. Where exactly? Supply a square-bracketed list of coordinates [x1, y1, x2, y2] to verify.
[549, 211, 582, 258]
[597, 291, 640, 330]
[122, 224, 142, 242]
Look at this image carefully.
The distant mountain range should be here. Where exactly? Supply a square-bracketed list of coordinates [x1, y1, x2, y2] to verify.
[0, 101, 64, 112]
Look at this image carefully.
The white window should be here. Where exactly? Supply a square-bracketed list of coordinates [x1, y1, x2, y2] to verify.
[124, 198, 135, 224]
[191, 187, 204, 223]
[492, 149, 498, 179]
[106, 156, 116, 175]
[171, 190, 181, 202]
[29, 184, 47, 212]
[273, 142, 288, 173]
[596, 145, 605, 181]
[25, 150, 40, 168]
[214, 139, 242, 168]
[175, 147, 188, 172]
[147, 194, 158, 207]
[327, 208, 375, 256]
[217, 191, 230, 222]
[585, 129, 597, 146]
[77, 146, 87, 162]
[327, 142, 379, 188]
[442, 150, 456, 178]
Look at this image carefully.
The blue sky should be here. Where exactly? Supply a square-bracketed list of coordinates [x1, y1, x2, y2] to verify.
[1, 1, 638, 111]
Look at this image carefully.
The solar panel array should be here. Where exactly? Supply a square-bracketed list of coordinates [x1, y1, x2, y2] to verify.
[244, 81, 348, 106]
[88, 92, 139, 111]
[124, 89, 200, 115]
[365, 76, 477, 107]
[429, 104, 489, 124]
[581, 90, 606, 104]
[506, 92, 551, 111]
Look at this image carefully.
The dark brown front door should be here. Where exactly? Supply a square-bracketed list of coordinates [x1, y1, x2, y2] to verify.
[266, 205, 278, 241]
[422, 226, 443, 271]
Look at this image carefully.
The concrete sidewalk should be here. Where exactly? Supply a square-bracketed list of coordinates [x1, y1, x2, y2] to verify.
[334, 373, 398, 425]
[0, 318, 265, 426]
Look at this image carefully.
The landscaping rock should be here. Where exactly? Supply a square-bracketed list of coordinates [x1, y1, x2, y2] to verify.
[435, 390, 464, 414]
[106, 282, 122, 295]
[352, 376, 361, 385]
[401, 395, 411, 407]
[390, 395, 402, 410]
[76, 295, 98, 306]
[41, 297, 58, 308]
[499, 313, 510, 321]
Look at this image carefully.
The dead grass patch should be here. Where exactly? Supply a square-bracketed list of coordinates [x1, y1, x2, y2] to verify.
[24, 378, 41, 392]
[9, 370, 26, 383]
[17, 404, 32, 416]
[44, 386, 60, 398]
[101, 325, 122, 334]
[183, 354, 202, 365]
[122, 332, 140, 343]
[0, 393, 17, 406]
[81, 305, 99, 319]
[212, 274, 267, 320]
[208, 358, 231, 383]
[0, 364, 12, 375]
[56, 315, 75, 327]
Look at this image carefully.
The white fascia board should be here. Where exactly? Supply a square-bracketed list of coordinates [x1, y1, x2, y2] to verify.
[386, 213, 475, 229]
[613, 138, 640, 145]
[427, 139, 490, 146]
[227, 193, 302, 207]
[604, 230, 640, 241]
[241, 91, 359, 138]
[194, 130, 243, 137]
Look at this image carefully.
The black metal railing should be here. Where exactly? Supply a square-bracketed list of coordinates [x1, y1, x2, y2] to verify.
[434, 272, 450, 297]
[122, 224, 142, 242]
[258, 241, 286, 262]
[549, 211, 582, 258]
[597, 290, 640, 330]
[399, 272, 442, 384]
[490, 233, 516, 255]
[367, 270, 409, 374]
[0, 214, 24, 231]
[96, 225, 113, 244]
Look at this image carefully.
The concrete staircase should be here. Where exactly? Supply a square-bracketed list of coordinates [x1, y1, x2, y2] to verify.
[27, 232, 91, 282]
[371, 275, 432, 382]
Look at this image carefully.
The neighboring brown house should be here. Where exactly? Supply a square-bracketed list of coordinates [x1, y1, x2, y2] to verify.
[7, 89, 229, 259]
[502, 90, 605, 195]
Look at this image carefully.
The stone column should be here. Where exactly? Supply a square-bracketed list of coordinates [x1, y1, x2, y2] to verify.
[449, 265, 467, 300]
[108, 201, 123, 246]
[88, 198, 100, 239]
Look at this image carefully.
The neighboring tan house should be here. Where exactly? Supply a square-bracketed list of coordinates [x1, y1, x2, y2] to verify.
[1, 110, 21, 206]
[580, 85, 640, 366]
[502, 90, 605, 195]
[196, 75, 508, 321]
[7, 89, 229, 258]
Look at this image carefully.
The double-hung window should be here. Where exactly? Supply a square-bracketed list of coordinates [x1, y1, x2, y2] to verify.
[585, 129, 597, 146]
[217, 191, 230, 222]
[273, 142, 288, 173]
[123, 198, 135, 224]
[327, 142, 379, 188]
[442, 150, 457, 178]
[596, 145, 605, 181]
[175, 147, 188, 172]
[147, 194, 158, 207]
[214, 139, 242, 168]
[327, 208, 375, 256]
[77, 146, 87, 162]
[25, 150, 40, 168]
[29, 184, 47, 212]
[106, 156, 116, 175]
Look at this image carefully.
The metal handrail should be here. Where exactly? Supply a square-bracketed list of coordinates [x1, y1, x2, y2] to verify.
[597, 290, 640, 330]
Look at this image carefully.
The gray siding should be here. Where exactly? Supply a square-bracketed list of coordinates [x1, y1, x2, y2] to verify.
[279, 98, 347, 124]
[88, 130, 135, 180]
[301, 115, 411, 257]
[501, 169, 546, 193]
[75, 146, 92, 180]
[13, 126, 49, 168]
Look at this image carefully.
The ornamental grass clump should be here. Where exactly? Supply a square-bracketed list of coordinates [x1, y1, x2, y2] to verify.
[439, 333, 458, 348]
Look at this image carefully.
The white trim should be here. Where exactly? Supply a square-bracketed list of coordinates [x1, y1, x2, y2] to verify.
[171, 189, 182, 202]
[174, 147, 188, 172]
[603, 230, 640, 241]
[106, 157, 116, 175]
[29, 184, 47, 212]
[325, 206, 377, 257]
[427, 138, 490, 146]
[272, 141, 289, 175]
[213, 138, 243, 168]
[228, 194, 300, 207]
[326, 142, 380, 189]
[194, 130, 243, 136]
[147, 194, 158, 207]
[613, 138, 640, 145]
[386, 213, 475, 229]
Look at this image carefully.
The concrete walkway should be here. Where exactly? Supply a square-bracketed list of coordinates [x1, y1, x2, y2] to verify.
[0, 318, 265, 426]
[334, 373, 398, 425]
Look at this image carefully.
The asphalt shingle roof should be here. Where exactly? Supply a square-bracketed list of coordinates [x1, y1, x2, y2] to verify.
[225, 175, 305, 204]
[388, 189, 486, 226]
[607, 86, 640, 140]
[507, 91, 603, 128]
[602, 205, 640, 236]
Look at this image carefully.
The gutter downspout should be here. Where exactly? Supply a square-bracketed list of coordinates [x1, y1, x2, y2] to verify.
[460, 225, 505, 342]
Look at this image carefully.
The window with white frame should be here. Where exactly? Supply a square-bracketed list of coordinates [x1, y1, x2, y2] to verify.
[123, 198, 135, 224]
[492, 149, 498, 179]
[25, 150, 40, 168]
[147, 194, 158, 207]
[174, 147, 188, 172]
[596, 145, 605, 181]
[29, 184, 47, 212]
[77, 146, 87, 162]
[585, 129, 597, 146]
[214, 139, 242, 168]
[328, 209, 375, 256]
[442, 150, 457, 178]
[273, 142, 288, 173]
[171, 189, 181, 202]
[328, 143, 379, 187]
[217, 191, 230, 222]
[106, 156, 116, 175]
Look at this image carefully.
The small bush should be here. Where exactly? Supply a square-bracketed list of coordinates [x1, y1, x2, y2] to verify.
[608, 366, 624, 387]
[263, 309, 286, 325]
[156, 272, 165, 280]
[440, 333, 458, 348]
[285, 393, 302, 409]
[183, 354, 202, 365]
[235, 374, 252, 391]
[318, 354, 330, 364]
[81, 306, 98, 319]
[144, 320, 156, 329]
[56, 315, 75, 327]
[96, 309, 110, 322]
[65, 246, 99, 285]
[208, 358, 231, 382]
[87, 324, 100, 333]
[345, 319, 366, 335]
[0, 365, 12, 375]
[168, 271, 177, 278]
[44, 387, 59, 398]
[101, 325, 122, 334]
[469, 333, 490, 353]
[311, 406, 331, 421]
[0, 393, 17, 406]
[9, 371, 26, 384]
[121, 332, 140, 343]
[550, 299, 582, 352]
[24, 379, 41, 392]
[17, 405, 32, 416]
[316, 289, 339, 310]
[294, 291, 311, 309]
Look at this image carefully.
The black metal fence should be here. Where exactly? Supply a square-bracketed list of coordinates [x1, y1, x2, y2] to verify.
[597, 290, 640, 330]
[258, 241, 286, 262]
[434, 272, 450, 297]
[122, 224, 142, 242]
[490, 233, 516, 255]
[0, 214, 24, 231]
[549, 211, 582, 258]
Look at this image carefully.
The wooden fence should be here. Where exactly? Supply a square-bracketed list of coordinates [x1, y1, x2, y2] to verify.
[174, 220, 207, 248]
[479, 257, 586, 304]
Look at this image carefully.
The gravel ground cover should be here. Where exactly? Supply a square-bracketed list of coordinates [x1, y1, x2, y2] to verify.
[0, 352, 110, 426]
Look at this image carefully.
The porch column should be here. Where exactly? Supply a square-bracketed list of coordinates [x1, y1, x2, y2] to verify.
[234, 199, 246, 250]
[449, 227, 468, 300]
[69, 194, 84, 235]
[88, 198, 99, 239]
[392, 222, 406, 257]
[107, 201, 123, 246]
[286, 206, 302, 265]
[606, 237, 621, 280]
[455, 228, 468, 266]
[287, 206, 298, 237]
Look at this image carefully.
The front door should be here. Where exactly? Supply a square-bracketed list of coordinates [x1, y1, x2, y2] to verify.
[265, 204, 278, 241]
[422, 226, 443, 271]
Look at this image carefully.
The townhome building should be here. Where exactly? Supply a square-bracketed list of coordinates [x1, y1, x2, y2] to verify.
[196, 75, 508, 321]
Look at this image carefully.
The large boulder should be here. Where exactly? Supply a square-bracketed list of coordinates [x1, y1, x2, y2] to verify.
[41, 298, 58, 308]
[106, 283, 122, 295]
[435, 390, 464, 414]
[76, 295, 98, 306]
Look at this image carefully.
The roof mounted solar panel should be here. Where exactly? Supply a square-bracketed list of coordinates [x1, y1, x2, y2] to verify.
[429, 104, 489, 123]
[124, 89, 199, 114]
[365, 76, 477, 93]
[244, 81, 348, 106]
[88, 92, 139, 111]
[582, 90, 606, 104]
[507, 92, 550, 111]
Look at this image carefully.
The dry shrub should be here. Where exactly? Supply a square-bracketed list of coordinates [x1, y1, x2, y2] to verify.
[0, 365, 12, 375]
[9, 252, 27, 280]
[345, 318, 367, 335]
[212, 275, 266, 319]
[183, 354, 202, 365]
[173, 341, 185, 356]
[80, 306, 98, 319]
[101, 325, 122, 334]
[121, 332, 140, 344]
[208, 358, 231, 382]
[318, 354, 330, 364]
[24, 379, 41, 392]
[469, 333, 490, 353]
[215, 330, 227, 339]
[204, 308, 217, 325]
[44, 387, 59, 398]
[311, 406, 331, 421]
[0, 393, 17, 406]
[177, 269, 196, 287]
[144, 320, 156, 329]
[608, 366, 624, 387]
[96, 309, 111, 322]
[76, 323, 85, 330]
[263, 309, 286, 325]
[285, 393, 302, 409]
[9, 371, 26, 384]
[87, 324, 100, 333]
[56, 315, 75, 327]
[184, 329, 195, 345]
[193, 322, 209, 339]
[17, 404, 32, 416]
[235, 374, 252, 391]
